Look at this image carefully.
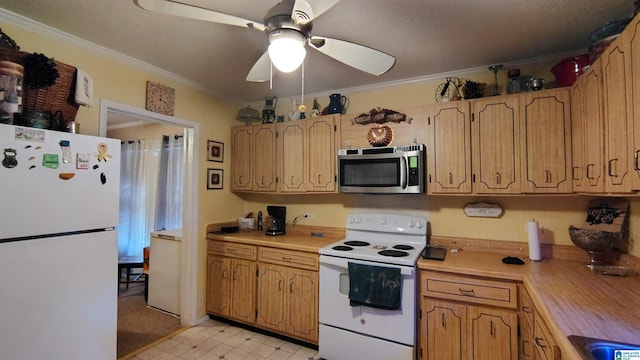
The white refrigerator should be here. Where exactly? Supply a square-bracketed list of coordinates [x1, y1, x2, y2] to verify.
[0, 124, 120, 360]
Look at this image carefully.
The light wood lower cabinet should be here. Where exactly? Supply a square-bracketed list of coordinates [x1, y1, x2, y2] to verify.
[256, 263, 318, 343]
[206, 256, 257, 325]
[518, 285, 561, 360]
[257, 247, 319, 343]
[419, 270, 518, 360]
[206, 242, 257, 325]
[206, 241, 319, 344]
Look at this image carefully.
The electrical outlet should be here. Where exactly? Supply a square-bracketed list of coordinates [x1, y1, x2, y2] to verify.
[304, 213, 314, 219]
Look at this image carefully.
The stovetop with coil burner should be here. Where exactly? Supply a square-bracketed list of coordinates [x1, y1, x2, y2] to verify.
[319, 213, 428, 266]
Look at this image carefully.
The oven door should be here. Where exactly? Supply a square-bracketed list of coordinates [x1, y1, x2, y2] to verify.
[318, 255, 417, 346]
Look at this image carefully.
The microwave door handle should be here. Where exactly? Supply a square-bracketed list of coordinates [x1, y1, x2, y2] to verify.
[400, 157, 408, 189]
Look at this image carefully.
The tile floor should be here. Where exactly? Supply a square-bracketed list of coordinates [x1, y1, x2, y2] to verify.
[131, 318, 320, 360]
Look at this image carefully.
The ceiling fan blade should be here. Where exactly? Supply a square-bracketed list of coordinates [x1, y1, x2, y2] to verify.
[246, 51, 271, 82]
[309, 36, 396, 75]
[293, 0, 340, 24]
[133, 0, 266, 31]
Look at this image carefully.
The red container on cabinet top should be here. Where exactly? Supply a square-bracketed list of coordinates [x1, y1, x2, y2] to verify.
[551, 54, 590, 87]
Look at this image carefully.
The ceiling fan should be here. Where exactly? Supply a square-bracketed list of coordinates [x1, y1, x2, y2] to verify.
[133, 0, 396, 82]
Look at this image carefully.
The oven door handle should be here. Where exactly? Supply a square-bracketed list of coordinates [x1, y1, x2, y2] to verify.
[320, 256, 415, 276]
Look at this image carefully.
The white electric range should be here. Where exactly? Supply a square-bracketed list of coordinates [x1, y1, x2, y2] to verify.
[318, 213, 428, 360]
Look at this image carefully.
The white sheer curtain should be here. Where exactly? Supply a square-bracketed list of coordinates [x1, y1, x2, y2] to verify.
[118, 138, 162, 259]
[156, 135, 184, 230]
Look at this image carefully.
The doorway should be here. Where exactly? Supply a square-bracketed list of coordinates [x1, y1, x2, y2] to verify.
[99, 99, 199, 327]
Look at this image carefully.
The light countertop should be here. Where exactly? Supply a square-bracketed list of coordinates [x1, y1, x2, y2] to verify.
[206, 225, 343, 253]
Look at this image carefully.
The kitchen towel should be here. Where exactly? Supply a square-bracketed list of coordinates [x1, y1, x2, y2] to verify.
[74, 68, 93, 107]
[527, 220, 542, 261]
[348, 262, 401, 310]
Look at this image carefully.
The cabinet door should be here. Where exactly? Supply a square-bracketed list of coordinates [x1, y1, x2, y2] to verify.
[520, 89, 573, 193]
[467, 306, 518, 360]
[287, 268, 318, 343]
[229, 259, 257, 324]
[533, 312, 561, 360]
[278, 121, 306, 192]
[426, 102, 472, 194]
[571, 64, 605, 193]
[420, 298, 466, 360]
[206, 255, 230, 316]
[253, 124, 277, 191]
[602, 28, 635, 193]
[230, 126, 252, 191]
[472, 96, 521, 194]
[307, 115, 337, 192]
[629, 17, 640, 189]
[256, 264, 287, 332]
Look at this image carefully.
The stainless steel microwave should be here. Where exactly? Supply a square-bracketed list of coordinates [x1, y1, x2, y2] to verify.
[337, 144, 425, 194]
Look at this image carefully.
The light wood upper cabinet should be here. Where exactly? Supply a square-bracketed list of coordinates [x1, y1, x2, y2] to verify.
[426, 102, 472, 194]
[570, 63, 605, 193]
[472, 96, 521, 194]
[601, 19, 635, 193]
[230, 126, 252, 191]
[230, 123, 277, 192]
[253, 124, 278, 191]
[520, 88, 573, 193]
[629, 16, 640, 189]
[306, 115, 337, 192]
[277, 115, 337, 193]
[278, 121, 306, 192]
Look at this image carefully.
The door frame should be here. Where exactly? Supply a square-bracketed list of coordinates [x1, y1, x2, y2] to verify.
[99, 99, 200, 326]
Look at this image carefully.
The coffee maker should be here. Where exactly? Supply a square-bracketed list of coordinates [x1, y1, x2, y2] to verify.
[265, 205, 286, 236]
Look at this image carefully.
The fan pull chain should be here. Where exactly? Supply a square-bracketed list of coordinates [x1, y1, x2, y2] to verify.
[269, 61, 273, 89]
[301, 61, 305, 109]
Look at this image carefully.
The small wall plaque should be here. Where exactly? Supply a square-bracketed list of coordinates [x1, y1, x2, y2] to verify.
[463, 202, 503, 218]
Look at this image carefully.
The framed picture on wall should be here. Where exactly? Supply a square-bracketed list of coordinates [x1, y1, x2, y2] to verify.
[207, 140, 224, 162]
[207, 168, 223, 190]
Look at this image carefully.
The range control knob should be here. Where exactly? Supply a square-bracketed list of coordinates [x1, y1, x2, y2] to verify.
[380, 218, 387, 225]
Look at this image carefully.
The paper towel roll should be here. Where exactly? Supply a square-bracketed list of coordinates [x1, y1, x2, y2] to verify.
[527, 220, 542, 261]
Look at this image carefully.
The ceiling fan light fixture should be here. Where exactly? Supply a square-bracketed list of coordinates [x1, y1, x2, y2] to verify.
[268, 29, 307, 73]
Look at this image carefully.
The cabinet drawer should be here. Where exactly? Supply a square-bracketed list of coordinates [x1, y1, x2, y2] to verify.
[421, 271, 517, 309]
[208, 241, 257, 260]
[258, 247, 319, 271]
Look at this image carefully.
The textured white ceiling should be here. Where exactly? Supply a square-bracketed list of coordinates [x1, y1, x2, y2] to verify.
[0, 0, 635, 103]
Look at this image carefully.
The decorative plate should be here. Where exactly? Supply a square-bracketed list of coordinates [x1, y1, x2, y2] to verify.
[367, 125, 393, 147]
